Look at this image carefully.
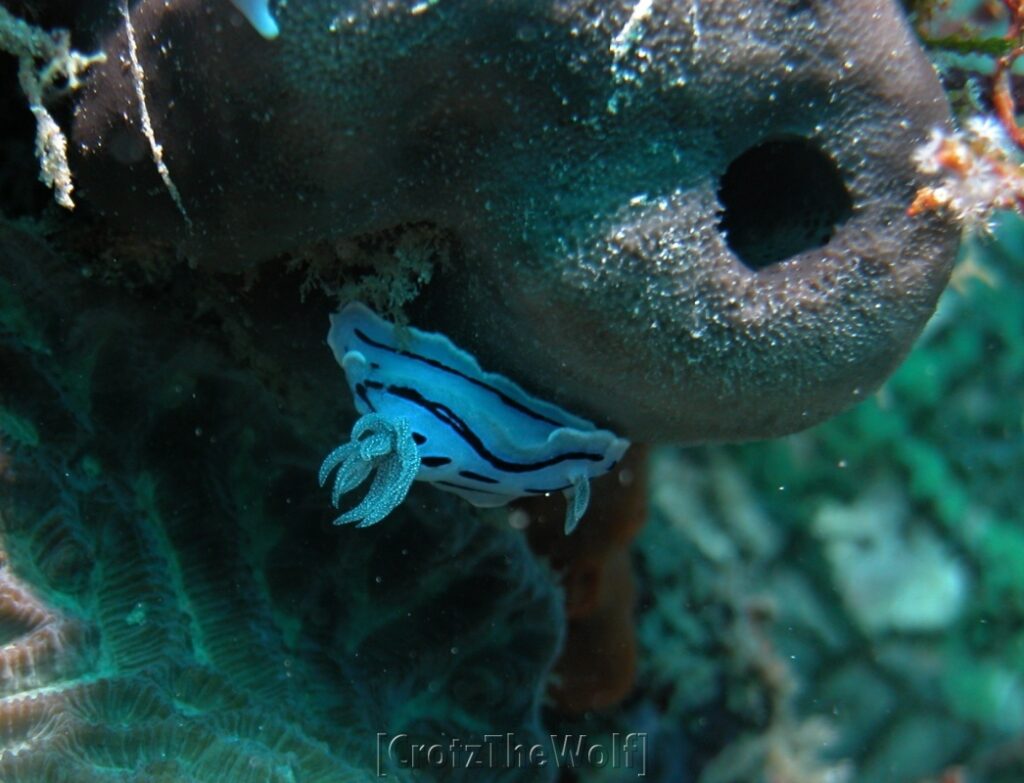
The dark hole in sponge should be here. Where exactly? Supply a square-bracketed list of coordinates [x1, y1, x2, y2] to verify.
[717, 137, 853, 271]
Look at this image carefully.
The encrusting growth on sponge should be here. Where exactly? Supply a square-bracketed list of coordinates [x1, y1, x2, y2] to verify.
[0, 6, 103, 209]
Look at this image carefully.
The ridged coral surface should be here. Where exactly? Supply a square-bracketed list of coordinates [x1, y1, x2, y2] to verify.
[0, 220, 563, 782]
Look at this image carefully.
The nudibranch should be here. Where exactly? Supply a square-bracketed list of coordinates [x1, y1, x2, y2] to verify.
[227, 0, 278, 39]
[318, 303, 630, 534]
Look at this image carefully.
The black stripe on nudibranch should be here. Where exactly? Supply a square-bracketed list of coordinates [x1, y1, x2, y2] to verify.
[354, 328, 568, 429]
[380, 384, 605, 474]
[421, 456, 452, 468]
[354, 383, 376, 412]
[436, 480, 504, 495]
[459, 470, 499, 484]
[412, 432, 427, 445]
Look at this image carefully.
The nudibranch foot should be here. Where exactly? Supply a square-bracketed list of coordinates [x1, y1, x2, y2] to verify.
[318, 413, 420, 528]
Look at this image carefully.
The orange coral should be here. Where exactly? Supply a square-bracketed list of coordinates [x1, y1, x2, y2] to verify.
[911, 0, 1024, 227]
[520, 445, 650, 713]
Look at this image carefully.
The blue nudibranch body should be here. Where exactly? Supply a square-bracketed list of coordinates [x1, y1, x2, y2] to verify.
[319, 303, 630, 533]
[228, 0, 279, 39]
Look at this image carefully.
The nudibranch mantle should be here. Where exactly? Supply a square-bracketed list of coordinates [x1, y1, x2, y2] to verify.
[319, 303, 630, 533]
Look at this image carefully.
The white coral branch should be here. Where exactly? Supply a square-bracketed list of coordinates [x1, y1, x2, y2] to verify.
[0, 6, 105, 210]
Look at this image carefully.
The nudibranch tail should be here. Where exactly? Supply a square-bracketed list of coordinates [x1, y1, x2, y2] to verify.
[564, 475, 591, 535]
[318, 413, 420, 528]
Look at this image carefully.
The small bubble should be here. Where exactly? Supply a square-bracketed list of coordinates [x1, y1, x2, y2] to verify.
[508, 509, 530, 530]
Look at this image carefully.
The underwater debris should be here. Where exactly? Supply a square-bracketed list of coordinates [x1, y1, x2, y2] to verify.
[119, 0, 192, 232]
[0, 5, 102, 209]
[292, 222, 451, 320]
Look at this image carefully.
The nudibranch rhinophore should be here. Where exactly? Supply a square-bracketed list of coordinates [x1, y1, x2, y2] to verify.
[319, 304, 630, 533]
[227, 0, 278, 39]
[73, 0, 959, 445]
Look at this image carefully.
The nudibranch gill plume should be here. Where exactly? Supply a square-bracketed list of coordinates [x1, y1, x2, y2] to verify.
[319, 303, 630, 534]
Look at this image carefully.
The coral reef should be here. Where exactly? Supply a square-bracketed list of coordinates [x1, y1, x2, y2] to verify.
[4, 2, 1020, 782]
[813, 482, 968, 634]
[632, 448, 852, 783]
[586, 214, 1024, 783]
[71, 0, 957, 443]
[0, 218, 564, 781]
[911, 117, 1024, 231]
[0, 542, 87, 696]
